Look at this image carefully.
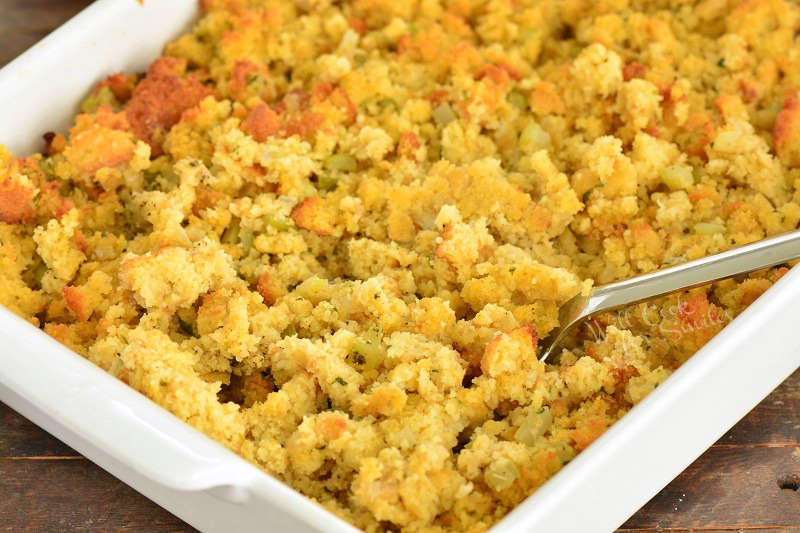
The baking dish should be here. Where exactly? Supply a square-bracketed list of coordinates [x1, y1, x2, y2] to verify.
[1, 1, 798, 531]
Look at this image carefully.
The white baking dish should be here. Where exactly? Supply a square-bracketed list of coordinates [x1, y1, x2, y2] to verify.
[0, 1, 798, 531]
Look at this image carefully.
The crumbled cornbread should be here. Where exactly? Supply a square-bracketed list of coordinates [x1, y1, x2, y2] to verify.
[1, 0, 799, 530]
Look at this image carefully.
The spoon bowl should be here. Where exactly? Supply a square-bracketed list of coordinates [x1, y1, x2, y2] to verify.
[538, 230, 800, 361]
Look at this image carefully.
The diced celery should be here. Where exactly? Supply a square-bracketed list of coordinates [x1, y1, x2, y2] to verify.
[33, 263, 47, 288]
[378, 98, 398, 110]
[432, 103, 457, 127]
[80, 86, 118, 114]
[317, 174, 340, 191]
[39, 157, 56, 177]
[507, 91, 528, 111]
[239, 227, 254, 250]
[221, 221, 241, 244]
[693, 222, 726, 235]
[296, 276, 330, 302]
[660, 165, 694, 191]
[267, 215, 294, 231]
[325, 153, 357, 172]
[518, 121, 551, 153]
[347, 326, 385, 371]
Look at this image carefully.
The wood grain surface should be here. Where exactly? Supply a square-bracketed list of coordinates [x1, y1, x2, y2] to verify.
[0, 1, 798, 532]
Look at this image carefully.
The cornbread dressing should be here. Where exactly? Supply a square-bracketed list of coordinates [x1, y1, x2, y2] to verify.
[1, 0, 799, 530]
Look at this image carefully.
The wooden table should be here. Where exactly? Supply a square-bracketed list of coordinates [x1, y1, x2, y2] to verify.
[1, 2, 798, 531]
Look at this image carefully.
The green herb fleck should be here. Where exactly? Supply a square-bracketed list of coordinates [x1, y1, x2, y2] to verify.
[334, 377, 348, 386]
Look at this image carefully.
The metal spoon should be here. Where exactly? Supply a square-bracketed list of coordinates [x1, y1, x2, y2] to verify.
[539, 230, 800, 361]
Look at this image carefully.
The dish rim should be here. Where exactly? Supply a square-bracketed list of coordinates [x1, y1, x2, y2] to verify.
[1, 1, 798, 531]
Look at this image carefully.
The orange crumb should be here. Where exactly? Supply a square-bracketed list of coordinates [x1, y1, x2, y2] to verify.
[126, 57, 212, 153]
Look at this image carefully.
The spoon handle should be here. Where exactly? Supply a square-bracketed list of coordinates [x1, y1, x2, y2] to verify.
[587, 230, 800, 316]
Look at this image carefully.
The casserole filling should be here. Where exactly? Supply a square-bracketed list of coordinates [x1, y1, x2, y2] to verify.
[1, 0, 799, 530]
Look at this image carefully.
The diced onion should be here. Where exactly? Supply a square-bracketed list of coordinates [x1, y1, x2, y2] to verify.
[485, 457, 521, 492]
[514, 406, 553, 446]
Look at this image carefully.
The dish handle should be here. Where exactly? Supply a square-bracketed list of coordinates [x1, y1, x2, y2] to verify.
[0, 307, 258, 503]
